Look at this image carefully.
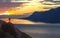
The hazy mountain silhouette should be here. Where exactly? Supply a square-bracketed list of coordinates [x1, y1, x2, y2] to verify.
[22, 7, 60, 23]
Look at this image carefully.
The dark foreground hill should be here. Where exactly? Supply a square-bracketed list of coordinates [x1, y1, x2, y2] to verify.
[0, 20, 32, 38]
[22, 7, 60, 23]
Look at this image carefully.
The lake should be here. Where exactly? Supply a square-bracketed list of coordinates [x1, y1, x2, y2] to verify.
[15, 24, 60, 38]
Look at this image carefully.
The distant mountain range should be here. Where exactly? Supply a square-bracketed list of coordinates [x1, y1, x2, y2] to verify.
[21, 7, 60, 23]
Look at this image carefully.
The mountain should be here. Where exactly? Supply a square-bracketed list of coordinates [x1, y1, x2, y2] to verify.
[22, 7, 60, 23]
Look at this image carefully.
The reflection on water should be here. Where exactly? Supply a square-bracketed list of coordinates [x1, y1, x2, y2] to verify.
[15, 24, 60, 38]
[0, 18, 46, 24]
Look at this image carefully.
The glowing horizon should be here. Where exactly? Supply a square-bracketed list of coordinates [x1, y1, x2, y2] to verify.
[0, 0, 57, 15]
[0, 0, 60, 3]
[0, 0, 60, 15]
[0, 0, 60, 24]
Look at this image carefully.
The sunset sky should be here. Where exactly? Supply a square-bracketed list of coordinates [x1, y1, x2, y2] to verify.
[0, 0, 60, 24]
[0, 0, 59, 15]
[0, 0, 60, 2]
[10, 0, 60, 1]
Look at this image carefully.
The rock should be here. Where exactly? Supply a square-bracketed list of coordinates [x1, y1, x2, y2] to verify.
[0, 20, 32, 38]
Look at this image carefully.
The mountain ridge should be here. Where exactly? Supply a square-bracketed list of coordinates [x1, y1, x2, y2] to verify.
[21, 7, 60, 23]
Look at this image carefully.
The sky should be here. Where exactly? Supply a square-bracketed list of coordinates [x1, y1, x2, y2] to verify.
[0, 0, 60, 15]
[1, 0, 60, 1]
[0, 0, 60, 24]
[54, 0, 60, 1]
[13, 0, 60, 1]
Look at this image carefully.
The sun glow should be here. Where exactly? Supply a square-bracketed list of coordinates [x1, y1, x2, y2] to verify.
[0, 0, 59, 24]
[2, 0, 53, 15]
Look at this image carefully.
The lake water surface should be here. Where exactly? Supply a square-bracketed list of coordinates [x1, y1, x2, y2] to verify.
[15, 24, 60, 38]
